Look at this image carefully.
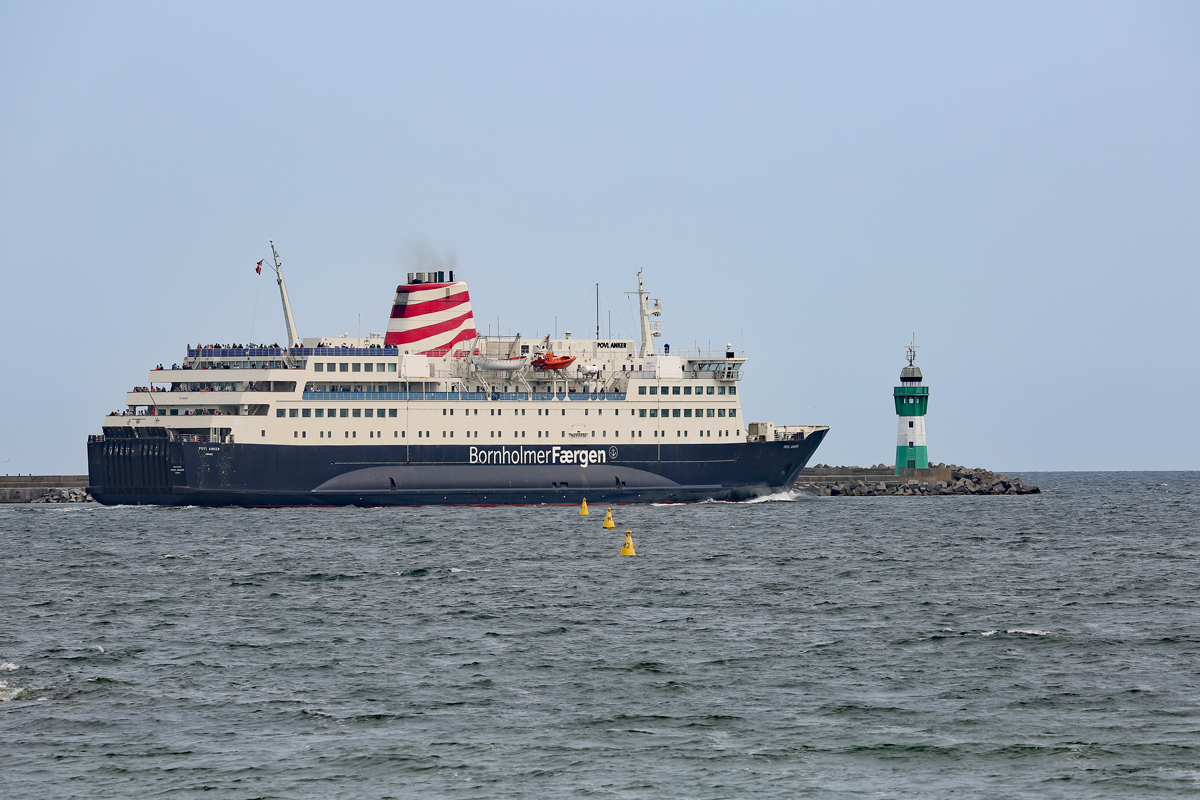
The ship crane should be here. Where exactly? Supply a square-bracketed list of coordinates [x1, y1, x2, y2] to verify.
[268, 240, 300, 349]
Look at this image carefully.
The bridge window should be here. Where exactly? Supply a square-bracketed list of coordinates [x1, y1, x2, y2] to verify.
[684, 409, 692, 418]
[672, 386, 680, 395]
[649, 386, 657, 395]
[352, 409, 361, 418]
[672, 409, 680, 417]
[707, 409, 715, 417]
[388, 363, 396, 372]
[389, 409, 397, 417]
[718, 386, 726, 395]
[649, 409, 657, 417]
[639, 409, 647, 418]
[638, 386, 646, 395]
[289, 408, 298, 418]
[276, 409, 285, 418]
[329, 408, 337, 417]
[314, 363, 324, 372]
[683, 386, 692, 395]
[352, 363, 361, 372]
[718, 409, 726, 418]
[339, 363, 348, 372]
[364, 409, 373, 418]
[706, 386, 715, 395]
[302, 408, 311, 417]
[378, 408, 386, 417]
[315, 409, 324, 418]
[729, 409, 736, 418]
[729, 387, 736, 395]
[364, 363, 373, 372]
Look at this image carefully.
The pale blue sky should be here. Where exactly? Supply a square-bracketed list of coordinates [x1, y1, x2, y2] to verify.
[2, 2, 1197, 473]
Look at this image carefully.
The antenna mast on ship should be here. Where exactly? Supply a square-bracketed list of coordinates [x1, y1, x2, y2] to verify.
[269, 240, 300, 348]
[626, 270, 662, 357]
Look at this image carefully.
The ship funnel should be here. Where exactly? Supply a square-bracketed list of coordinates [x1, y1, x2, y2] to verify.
[385, 277, 477, 354]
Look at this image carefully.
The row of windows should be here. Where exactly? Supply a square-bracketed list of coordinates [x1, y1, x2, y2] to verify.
[280, 407, 399, 418]
[279, 405, 736, 419]
[313, 362, 398, 373]
[641, 408, 733, 418]
[638, 385, 734, 396]
[280, 430, 405, 439]
[279, 406, 736, 420]
[277, 429, 737, 440]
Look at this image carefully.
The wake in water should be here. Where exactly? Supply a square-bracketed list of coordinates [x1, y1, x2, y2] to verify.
[682, 489, 806, 505]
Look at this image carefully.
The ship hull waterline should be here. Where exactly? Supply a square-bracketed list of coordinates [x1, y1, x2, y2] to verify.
[87, 433, 826, 507]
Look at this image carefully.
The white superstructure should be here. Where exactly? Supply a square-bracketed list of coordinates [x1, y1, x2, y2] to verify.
[104, 269, 792, 447]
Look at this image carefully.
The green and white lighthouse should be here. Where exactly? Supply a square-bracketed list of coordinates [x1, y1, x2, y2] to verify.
[894, 343, 929, 473]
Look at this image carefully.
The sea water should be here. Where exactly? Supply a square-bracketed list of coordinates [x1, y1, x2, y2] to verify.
[1, 472, 1197, 798]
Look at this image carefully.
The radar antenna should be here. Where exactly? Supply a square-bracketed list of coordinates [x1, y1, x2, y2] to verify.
[268, 241, 300, 348]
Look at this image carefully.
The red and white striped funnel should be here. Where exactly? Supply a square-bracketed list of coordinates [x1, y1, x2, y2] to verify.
[384, 279, 477, 354]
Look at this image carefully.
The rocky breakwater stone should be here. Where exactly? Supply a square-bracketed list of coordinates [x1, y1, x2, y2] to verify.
[30, 487, 95, 503]
[797, 463, 1039, 497]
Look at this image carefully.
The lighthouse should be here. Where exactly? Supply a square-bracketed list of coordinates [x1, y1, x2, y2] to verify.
[894, 343, 929, 473]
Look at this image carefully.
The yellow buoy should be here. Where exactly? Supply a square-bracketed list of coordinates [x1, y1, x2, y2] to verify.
[620, 530, 636, 556]
[602, 507, 615, 529]
[579, 498, 589, 515]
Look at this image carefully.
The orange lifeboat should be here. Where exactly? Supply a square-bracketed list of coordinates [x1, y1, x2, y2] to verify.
[532, 351, 576, 370]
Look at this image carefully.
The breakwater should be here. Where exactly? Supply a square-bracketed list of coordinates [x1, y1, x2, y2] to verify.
[795, 464, 1041, 496]
[0, 476, 93, 503]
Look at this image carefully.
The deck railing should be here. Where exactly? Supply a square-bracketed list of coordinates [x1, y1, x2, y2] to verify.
[301, 391, 627, 402]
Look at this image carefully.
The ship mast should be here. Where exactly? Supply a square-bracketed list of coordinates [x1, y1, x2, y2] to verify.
[269, 240, 300, 348]
[626, 270, 661, 357]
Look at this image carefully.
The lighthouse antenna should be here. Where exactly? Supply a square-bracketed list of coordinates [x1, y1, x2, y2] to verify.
[269, 240, 300, 348]
[905, 334, 919, 367]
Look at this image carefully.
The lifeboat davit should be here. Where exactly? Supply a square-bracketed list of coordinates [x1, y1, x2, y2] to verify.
[532, 352, 576, 370]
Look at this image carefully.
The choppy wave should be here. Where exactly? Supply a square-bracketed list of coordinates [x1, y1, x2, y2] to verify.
[1, 471, 1198, 797]
[0, 679, 35, 701]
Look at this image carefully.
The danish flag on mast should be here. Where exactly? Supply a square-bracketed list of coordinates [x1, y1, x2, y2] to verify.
[385, 278, 477, 354]
[256, 260, 263, 275]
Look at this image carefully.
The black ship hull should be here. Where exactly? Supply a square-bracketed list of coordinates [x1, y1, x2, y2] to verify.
[86, 431, 826, 507]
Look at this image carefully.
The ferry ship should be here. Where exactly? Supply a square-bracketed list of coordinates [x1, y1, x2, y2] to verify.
[86, 245, 828, 506]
